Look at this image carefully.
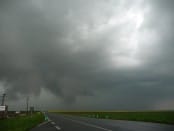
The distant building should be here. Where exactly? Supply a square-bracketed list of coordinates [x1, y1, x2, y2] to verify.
[0, 105, 8, 119]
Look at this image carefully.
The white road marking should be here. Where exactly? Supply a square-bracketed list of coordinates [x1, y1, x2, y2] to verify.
[51, 122, 56, 125]
[55, 126, 61, 130]
[38, 121, 48, 127]
[38, 121, 50, 127]
[63, 117, 112, 131]
[38, 116, 52, 127]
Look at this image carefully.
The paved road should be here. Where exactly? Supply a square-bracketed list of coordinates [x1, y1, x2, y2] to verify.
[31, 113, 174, 131]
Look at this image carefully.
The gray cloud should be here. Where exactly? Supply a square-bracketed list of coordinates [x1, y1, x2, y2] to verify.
[0, 0, 174, 110]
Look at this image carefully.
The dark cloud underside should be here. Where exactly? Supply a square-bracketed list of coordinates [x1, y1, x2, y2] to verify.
[0, 0, 174, 110]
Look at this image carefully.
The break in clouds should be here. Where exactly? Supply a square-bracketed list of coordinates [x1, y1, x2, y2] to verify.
[0, 0, 174, 110]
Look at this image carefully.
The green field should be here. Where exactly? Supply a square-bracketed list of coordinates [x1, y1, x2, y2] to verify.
[51, 111, 174, 125]
[0, 112, 44, 131]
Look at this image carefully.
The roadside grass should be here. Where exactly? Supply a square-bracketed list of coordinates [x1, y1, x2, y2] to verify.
[50, 111, 174, 125]
[0, 112, 44, 131]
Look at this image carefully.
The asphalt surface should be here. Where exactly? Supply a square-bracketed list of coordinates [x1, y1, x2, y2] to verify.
[31, 113, 174, 131]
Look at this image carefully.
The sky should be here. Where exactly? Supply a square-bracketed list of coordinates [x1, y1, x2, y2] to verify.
[0, 0, 174, 111]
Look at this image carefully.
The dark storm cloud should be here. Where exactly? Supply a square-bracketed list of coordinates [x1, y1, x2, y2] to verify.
[0, 0, 113, 101]
[0, 0, 174, 109]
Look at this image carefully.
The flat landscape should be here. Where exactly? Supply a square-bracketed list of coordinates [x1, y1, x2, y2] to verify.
[1, 0, 174, 131]
[51, 111, 174, 125]
[1, 111, 174, 131]
[31, 112, 174, 131]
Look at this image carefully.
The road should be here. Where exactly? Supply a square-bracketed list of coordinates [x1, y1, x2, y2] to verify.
[31, 113, 174, 131]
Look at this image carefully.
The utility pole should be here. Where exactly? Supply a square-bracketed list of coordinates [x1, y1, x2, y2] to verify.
[1, 93, 6, 106]
[26, 96, 29, 115]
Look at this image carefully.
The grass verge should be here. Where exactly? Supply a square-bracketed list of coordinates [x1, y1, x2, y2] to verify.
[0, 112, 45, 131]
[51, 111, 174, 125]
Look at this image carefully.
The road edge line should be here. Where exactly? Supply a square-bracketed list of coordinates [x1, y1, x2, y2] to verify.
[55, 126, 61, 130]
[62, 117, 112, 131]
